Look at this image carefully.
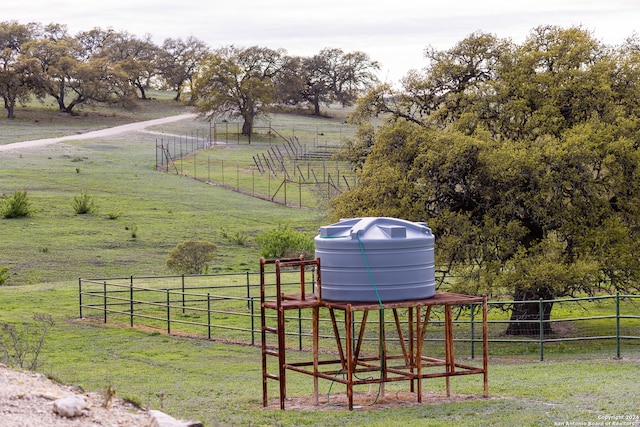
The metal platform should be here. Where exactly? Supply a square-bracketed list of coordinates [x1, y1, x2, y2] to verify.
[260, 258, 489, 410]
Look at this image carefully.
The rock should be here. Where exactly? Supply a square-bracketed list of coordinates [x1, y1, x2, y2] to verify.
[148, 409, 204, 427]
[52, 395, 86, 418]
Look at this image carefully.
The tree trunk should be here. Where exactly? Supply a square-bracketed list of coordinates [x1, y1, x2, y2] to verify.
[56, 81, 66, 111]
[136, 82, 147, 99]
[4, 97, 15, 118]
[505, 289, 554, 336]
[242, 109, 254, 142]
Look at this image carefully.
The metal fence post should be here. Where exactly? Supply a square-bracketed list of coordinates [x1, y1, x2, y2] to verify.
[250, 298, 255, 346]
[166, 289, 171, 335]
[616, 291, 621, 359]
[207, 293, 211, 340]
[539, 298, 544, 361]
[130, 276, 134, 327]
[78, 279, 83, 319]
[182, 275, 186, 314]
[103, 281, 108, 324]
[246, 271, 251, 310]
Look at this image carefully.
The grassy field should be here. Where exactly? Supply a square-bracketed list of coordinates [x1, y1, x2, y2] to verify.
[1, 96, 639, 426]
[2, 281, 639, 426]
[0, 96, 328, 284]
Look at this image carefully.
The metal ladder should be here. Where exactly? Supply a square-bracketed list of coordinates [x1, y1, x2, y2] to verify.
[260, 257, 321, 409]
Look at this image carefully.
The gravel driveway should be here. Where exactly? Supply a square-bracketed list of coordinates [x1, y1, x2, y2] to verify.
[0, 113, 197, 152]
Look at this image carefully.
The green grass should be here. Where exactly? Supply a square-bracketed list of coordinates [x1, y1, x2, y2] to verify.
[1, 97, 639, 426]
[0, 103, 326, 284]
[1, 281, 638, 426]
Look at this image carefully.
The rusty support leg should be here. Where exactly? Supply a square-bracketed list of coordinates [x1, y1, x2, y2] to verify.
[354, 311, 369, 361]
[393, 308, 410, 365]
[409, 307, 415, 394]
[415, 306, 422, 403]
[379, 308, 387, 398]
[260, 259, 268, 407]
[329, 309, 346, 369]
[417, 305, 432, 403]
[313, 305, 319, 405]
[346, 304, 354, 410]
[444, 304, 454, 397]
[278, 307, 286, 409]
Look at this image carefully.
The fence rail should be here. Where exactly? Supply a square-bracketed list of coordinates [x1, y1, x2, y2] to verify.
[78, 273, 640, 361]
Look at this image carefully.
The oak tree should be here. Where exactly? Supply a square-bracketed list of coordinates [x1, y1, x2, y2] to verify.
[192, 45, 286, 137]
[334, 26, 640, 334]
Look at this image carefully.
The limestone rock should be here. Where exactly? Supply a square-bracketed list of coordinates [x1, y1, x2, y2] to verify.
[148, 409, 203, 427]
[52, 395, 86, 418]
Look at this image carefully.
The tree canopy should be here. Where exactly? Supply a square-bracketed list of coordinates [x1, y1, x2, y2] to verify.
[192, 46, 379, 137]
[333, 26, 640, 334]
[277, 48, 380, 115]
[1, 20, 380, 122]
[192, 46, 286, 137]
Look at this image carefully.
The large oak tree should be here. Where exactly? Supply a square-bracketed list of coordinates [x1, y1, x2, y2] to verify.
[192, 45, 286, 138]
[333, 26, 640, 334]
[0, 21, 41, 118]
[277, 48, 380, 116]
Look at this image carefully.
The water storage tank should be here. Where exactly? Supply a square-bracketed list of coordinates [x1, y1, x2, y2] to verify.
[315, 217, 436, 302]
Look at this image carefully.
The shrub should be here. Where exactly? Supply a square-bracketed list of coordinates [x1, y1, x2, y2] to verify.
[72, 191, 98, 215]
[0, 314, 55, 371]
[256, 224, 315, 259]
[1, 190, 33, 218]
[0, 266, 9, 285]
[166, 240, 217, 274]
[107, 210, 122, 220]
[231, 231, 249, 246]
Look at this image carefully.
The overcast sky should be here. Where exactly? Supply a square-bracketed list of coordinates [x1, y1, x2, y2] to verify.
[5, 0, 639, 84]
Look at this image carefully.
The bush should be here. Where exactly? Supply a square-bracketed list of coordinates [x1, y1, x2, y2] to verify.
[0, 314, 55, 371]
[0, 266, 9, 285]
[166, 240, 217, 274]
[1, 190, 33, 218]
[72, 191, 98, 215]
[256, 224, 315, 259]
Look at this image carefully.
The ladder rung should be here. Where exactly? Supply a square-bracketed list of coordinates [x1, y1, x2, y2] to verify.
[263, 349, 280, 357]
[265, 373, 279, 381]
[263, 326, 278, 334]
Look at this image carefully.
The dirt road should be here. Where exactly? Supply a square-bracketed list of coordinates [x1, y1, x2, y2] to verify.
[0, 113, 197, 152]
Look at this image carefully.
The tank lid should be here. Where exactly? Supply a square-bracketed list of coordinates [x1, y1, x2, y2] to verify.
[318, 217, 431, 240]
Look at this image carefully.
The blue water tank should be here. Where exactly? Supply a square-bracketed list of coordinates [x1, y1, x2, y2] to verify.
[314, 217, 436, 302]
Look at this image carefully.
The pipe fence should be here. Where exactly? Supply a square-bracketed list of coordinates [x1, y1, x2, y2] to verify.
[78, 273, 640, 361]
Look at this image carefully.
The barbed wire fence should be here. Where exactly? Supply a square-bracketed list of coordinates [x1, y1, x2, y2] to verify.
[155, 121, 357, 207]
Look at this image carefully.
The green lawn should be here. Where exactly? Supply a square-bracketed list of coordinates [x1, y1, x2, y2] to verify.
[1, 281, 638, 426]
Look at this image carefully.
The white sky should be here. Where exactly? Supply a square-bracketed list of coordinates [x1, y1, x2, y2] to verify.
[5, 0, 639, 84]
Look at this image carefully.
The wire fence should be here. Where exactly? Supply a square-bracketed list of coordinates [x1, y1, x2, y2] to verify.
[154, 122, 356, 208]
[78, 272, 640, 361]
